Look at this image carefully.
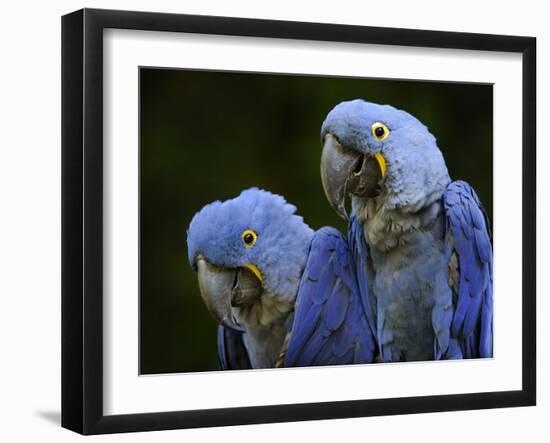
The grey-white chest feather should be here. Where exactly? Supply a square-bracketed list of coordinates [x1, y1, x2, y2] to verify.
[234, 291, 293, 368]
[357, 198, 453, 361]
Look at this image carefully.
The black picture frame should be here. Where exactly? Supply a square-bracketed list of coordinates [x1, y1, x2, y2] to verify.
[62, 8, 536, 435]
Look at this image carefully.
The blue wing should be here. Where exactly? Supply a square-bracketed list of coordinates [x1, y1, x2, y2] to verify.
[284, 227, 375, 367]
[443, 180, 493, 358]
[217, 325, 252, 370]
[348, 215, 377, 349]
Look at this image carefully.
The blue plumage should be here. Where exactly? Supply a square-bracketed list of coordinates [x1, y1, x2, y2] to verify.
[284, 227, 375, 367]
[218, 325, 251, 370]
[187, 188, 375, 368]
[320, 99, 493, 361]
[443, 181, 493, 358]
[188, 188, 313, 298]
[348, 215, 377, 346]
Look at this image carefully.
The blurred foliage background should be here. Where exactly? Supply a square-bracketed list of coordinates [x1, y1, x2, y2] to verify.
[140, 68, 492, 374]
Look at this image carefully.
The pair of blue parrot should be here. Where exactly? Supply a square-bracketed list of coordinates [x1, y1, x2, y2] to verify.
[186, 99, 493, 369]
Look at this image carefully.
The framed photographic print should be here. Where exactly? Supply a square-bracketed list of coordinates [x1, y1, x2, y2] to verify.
[61, 8, 536, 435]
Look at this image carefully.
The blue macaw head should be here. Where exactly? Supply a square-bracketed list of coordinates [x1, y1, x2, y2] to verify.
[187, 188, 314, 330]
[320, 99, 450, 219]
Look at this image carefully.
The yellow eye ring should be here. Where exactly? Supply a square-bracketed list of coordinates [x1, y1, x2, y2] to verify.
[372, 122, 390, 141]
[241, 229, 257, 248]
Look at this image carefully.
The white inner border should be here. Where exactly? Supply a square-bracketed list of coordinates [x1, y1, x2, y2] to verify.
[103, 29, 523, 415]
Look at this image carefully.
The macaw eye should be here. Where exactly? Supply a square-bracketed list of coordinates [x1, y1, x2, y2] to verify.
[372, 122, 390, 141]
[242, 229, 257, 248]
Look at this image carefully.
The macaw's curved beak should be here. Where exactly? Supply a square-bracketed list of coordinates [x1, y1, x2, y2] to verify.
[196, 257, 262, 332]
[320, 133, 386, 220]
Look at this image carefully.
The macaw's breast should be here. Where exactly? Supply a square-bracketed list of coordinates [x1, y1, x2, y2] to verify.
[363, 201, 454, 362]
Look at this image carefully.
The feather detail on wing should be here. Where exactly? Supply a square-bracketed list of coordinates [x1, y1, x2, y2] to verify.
[284, 227, 375, 367]
[443, 180, 493, 358]
[348, 216, 377, 347]
[217, 325, 252, 370]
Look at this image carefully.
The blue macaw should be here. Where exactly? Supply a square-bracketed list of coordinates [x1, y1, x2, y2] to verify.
[187, 188, 375, 369]
[319, 99, 493, 361]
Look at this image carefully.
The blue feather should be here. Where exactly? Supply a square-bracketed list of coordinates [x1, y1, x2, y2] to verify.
[217, 325, 252, 370]
[444, 181, 493, 358]
[323, 279, 350, 331]
[190, 189, 372, 368]
[348, 217, 377, 345]
[284, 227, 375, 367]
[320, 100, 493, 362]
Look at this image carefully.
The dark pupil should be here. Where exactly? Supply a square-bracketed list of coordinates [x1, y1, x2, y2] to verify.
[375, 126, 385, 138]
[244, 233, 254, 244]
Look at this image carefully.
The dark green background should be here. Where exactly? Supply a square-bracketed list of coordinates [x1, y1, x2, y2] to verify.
[140, 68, 493, 374]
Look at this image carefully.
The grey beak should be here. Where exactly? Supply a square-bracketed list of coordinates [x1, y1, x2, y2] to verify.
[196, 258, 263, 332]
[320, 133, 362, 220]
[320, 134, 385, 220]
[196, 257, 244, 332]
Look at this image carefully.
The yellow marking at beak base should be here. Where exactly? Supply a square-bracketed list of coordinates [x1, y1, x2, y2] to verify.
[243, 263, 263, 283]
[373, 152, 387, 178]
